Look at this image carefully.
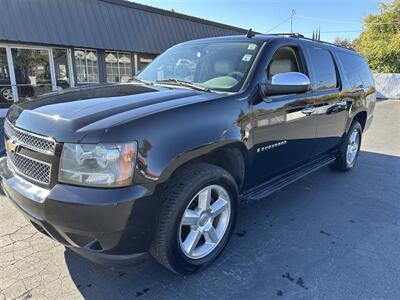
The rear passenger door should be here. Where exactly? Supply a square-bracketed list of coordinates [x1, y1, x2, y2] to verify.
[305, 46, 348, 157]
[335, 51, 376, 115]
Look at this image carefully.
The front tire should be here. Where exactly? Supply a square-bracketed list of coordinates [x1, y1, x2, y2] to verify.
[331, 121, 362, 171]
[150, 163, 239, 274]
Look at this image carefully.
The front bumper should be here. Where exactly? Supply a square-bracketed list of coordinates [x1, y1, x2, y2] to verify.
[0, 157, 159, 265]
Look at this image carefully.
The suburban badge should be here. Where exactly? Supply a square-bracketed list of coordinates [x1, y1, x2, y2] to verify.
[257, 140, 287, 153]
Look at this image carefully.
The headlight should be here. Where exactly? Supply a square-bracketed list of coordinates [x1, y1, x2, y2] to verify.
[59, 142, 137, 187]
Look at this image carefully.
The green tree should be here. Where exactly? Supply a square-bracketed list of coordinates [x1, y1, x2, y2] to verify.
[354, 0, 400, 72]
[334, 37, 355, 49]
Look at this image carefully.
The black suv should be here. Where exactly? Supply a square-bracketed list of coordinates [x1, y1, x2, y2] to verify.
[0, 34, 375, 274]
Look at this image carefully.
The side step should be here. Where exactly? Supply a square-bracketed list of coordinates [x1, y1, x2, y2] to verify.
[241, 154, 337, 202]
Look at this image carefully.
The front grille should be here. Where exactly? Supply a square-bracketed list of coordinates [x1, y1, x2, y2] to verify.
[4, 119, 56, 186]
[7, 152, 51, 185]
[4, 120, 56, 155]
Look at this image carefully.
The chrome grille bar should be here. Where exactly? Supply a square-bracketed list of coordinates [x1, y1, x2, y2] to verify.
[7, 151, 52, 186]
[4, 119, 56, 155]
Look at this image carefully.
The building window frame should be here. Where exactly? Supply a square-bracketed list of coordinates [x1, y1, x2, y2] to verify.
[105, 51, 133, 83]
[74, 48, 99, 84]
[135, 53, 157, 74]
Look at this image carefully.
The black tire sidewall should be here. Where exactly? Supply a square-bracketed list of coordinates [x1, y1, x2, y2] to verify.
[165, 170, 238, 274]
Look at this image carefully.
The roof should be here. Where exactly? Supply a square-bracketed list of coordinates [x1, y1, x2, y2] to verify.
[186, 33, 358, 55]
[0, 0, 247, 54]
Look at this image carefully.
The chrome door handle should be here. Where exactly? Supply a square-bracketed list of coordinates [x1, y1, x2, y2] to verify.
[301, 107, 316, 116]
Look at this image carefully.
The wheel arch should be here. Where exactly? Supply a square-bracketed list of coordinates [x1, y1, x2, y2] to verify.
[353, 110, 367, 131]
[346, 109, 368, 133]
[158, 141, 248, 191]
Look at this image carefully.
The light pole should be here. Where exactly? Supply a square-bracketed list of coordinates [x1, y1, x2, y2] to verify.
[290, 9, 296, 33]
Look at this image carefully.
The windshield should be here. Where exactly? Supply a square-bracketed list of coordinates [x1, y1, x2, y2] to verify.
[137, 41, 262, 92]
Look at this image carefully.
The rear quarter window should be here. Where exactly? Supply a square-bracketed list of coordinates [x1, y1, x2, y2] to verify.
[307, 47, 338, 91]
[336, 52, 374, 89]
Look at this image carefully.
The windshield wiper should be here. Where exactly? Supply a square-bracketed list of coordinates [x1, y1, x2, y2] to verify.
[155, 78, 210, 92]
[128, 76, 152, 85]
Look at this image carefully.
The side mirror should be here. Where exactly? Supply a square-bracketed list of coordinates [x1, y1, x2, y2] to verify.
[266, 72, 311, 96]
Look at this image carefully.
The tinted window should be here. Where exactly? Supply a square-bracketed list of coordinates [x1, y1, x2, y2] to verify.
[308, 47, 337, 90]
[11, 48, 53, 100]
[0, 47, 13, 107]
[336, 52, 374, 88]
[53, 48, 71, 89]
[267, 47, 301, 81]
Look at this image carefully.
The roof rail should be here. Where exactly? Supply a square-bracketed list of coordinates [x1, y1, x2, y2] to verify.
[266, 32, 355, 51]
[267, 33, 305, 38]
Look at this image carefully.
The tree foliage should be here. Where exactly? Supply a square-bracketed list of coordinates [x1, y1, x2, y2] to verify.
[354, 0, 400, 73]
[334, 38, 355, 49]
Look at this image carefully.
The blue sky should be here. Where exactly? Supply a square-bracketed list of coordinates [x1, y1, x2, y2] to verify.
[135, 0, 385, 42]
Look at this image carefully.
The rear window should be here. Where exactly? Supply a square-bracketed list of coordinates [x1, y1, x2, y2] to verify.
[336, 52, 374, 89]
[308, 47, 338, 91]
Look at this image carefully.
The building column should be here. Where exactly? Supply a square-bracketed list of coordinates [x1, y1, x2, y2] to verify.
[67, 49, 75, 88]
[48, 48, 57, 92]
[97, 50, 107, 84]
[5, 47, 18, 102]
[70, 49, 79, 86]
[134, 53, 138, 75]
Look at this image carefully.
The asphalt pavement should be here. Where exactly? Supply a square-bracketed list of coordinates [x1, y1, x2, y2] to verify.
[0, 100, 399, 299]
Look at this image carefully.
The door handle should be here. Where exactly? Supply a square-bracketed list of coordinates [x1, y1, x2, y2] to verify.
[301, 107, 316, 116]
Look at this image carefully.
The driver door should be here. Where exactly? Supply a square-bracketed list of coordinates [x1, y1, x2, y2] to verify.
[248, 45, 318, 187]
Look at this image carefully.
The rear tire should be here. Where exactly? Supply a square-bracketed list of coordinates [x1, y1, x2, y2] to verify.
[150, 163, 239, 275]
[331, 121, 362, 171]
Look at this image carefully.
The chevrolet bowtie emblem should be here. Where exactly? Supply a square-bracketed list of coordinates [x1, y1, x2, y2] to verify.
[6, 138, 21, 154]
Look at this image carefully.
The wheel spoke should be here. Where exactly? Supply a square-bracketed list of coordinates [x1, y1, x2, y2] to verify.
[181, 209, 199, 226]
[198, 187, 212, 209]
[204, 226, 218, 244]
[350, 131, 358, 144]
[182, 229, 202, 254]
[210, 197, 229, 217]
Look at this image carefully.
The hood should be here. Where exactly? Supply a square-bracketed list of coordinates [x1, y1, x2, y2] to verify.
[7, 84, 218, 143]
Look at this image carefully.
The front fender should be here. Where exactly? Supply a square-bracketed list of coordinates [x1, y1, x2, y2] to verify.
[99, 94, 252, 191]
[157, 139, 249, 183]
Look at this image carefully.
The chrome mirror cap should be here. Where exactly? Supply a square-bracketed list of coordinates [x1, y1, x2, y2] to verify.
[271, 72, 311, 86]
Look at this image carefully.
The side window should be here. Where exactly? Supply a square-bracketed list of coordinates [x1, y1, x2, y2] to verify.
[308, 47, 338, 91]
[267, 47, 301, 81]
[336, 52, 373, 89]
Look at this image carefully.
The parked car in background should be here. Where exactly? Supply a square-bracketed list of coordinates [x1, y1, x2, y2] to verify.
[0, 60, 13, 106]
[0, 85, 13, 103]
[0, 33, 376, 274]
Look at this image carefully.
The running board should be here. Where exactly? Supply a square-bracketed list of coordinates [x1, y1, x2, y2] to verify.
[241, 154, 337, 202]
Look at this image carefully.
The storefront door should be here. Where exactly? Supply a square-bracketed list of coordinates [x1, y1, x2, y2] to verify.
[0, 44, 74, 116]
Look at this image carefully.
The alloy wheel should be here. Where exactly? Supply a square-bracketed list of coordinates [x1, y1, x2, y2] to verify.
[346, 129, 360, 165]
[179, 184, 231, 259]
[2, 88, 13, 102]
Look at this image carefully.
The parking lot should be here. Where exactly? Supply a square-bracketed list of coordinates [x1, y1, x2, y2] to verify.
[0, 100, 399, 299]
